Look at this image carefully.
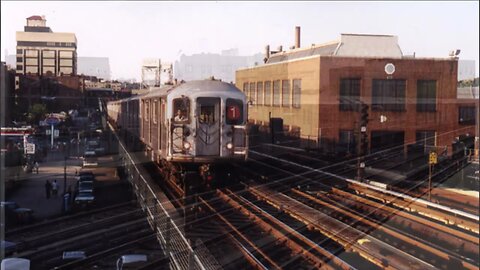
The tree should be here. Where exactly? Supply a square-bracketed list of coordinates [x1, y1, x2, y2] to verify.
[27, 103, 47, 125]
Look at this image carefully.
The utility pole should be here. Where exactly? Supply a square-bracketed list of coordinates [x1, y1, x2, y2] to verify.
[356, 103, 369, 182]
[64, 149, 67, 194]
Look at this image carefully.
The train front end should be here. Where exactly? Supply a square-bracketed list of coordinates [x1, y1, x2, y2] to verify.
[167, 80, 248, 164]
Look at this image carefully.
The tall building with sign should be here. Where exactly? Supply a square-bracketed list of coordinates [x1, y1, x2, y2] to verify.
[15, 15, 77, 88]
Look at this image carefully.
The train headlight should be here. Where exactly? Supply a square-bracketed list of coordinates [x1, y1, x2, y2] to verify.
[183, 142, 191, 150]
[226, 142, 233, 150]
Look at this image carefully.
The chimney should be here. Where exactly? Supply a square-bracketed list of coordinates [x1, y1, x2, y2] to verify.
[277, 45, 283, 52]
[295, 26, 301, 49]
[264, 45, 270, 63]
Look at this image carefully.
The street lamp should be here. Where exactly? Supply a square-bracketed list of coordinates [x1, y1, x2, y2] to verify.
[64, 142, 67, 194]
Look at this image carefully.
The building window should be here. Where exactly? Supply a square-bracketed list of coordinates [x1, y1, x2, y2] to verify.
[416, 130, 436, 146]
[292, 79, 301, 108]
[249, 82, 256, 104]
[256, 82, 263, 106]
[264, 81, 271, 106]
[459, 106, 476, 125]
[282, 80, 290, 107]
[16, 57, 23, 63]
[16, 65, 23, 71]
[339, 130, 356, 155]
[417, 80, 436, 112]
[340, 78, 360, 111]
[273, 80, 280, 107]
[372, 79, 406, 111]
[16, 49, 22, 54]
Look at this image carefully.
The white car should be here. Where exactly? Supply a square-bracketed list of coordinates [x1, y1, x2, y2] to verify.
[83, 156, 98, 167]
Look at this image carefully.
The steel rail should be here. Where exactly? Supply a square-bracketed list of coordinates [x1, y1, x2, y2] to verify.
[223, 189, 355, 270]
[291, 188, 478, 270]
[198, 196, 282, 269]
[249, 184, 438, 270]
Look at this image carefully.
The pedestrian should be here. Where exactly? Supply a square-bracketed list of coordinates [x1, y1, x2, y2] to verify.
[34, 161, 39, 174]
[45, 180, 52, 199]
[52, 180, 59, 197]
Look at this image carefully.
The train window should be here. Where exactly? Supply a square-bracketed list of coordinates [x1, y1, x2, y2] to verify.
[153, 100, 158, 124]
[145, 101, 149, 122]
[226, 99, 244, 125]
[173, 98, 190, 123]
[199, 105, 216, 124]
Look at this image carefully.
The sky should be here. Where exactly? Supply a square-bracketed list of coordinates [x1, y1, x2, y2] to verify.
[1, 1, 479, 81]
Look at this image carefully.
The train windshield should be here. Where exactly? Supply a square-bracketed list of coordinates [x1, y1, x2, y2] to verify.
[173, 98, 190, 123]
[226, 99, 244, 125]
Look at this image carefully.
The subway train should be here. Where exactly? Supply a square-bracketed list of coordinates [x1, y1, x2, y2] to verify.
[107, 79, 248, 190]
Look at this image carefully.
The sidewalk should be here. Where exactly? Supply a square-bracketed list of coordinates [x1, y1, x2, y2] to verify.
[5, 150, 82, 221]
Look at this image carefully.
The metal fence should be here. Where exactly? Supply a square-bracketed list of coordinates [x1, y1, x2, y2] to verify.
[113, 123, 208, 270]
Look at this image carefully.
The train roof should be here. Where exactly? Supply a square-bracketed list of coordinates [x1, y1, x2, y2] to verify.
[144, 79, 243, 99]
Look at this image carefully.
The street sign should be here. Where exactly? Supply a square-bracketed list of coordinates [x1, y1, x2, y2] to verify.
[54, 129, 60, 138]
[25, 143, 35, 154]
[429, 152, 438, 164]
[45, 117, 60, 126]
[46, 129, 51, 135]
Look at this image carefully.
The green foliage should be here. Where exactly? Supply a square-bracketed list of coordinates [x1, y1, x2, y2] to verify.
[458, 77, 479, 87]
[27, 103, 48, 124]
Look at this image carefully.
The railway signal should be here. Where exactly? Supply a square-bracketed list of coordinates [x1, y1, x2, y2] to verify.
[357, 103, 369, 182]
[428, 152, 437, 201]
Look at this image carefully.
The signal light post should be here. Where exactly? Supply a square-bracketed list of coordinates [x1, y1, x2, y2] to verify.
[356, 103, 369, 182]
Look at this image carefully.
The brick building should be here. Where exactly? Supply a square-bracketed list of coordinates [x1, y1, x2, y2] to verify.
[236, 31, 476, 156]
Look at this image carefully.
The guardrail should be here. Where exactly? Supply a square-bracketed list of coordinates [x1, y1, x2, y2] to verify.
[110, 123, 207, 270]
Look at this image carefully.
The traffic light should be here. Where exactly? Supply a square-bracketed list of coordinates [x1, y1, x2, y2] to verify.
[360, 103, 369, 156]
[360, 104, 369, 128]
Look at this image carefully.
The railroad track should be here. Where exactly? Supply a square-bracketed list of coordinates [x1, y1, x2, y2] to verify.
[5, 197, 162, 269]
[6, 202, 138, 243]
[268, 143, 479, 215]
[195, 189, 368, 270]
[286, 187, 478, 269]
[240, 148, 479, 269]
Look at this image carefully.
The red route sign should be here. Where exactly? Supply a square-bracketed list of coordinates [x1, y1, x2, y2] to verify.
[227, 105, 240, 121]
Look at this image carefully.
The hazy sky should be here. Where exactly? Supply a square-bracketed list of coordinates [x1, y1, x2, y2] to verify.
[1, 1, 479, 80]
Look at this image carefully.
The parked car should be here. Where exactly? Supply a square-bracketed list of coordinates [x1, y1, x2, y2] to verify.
[84, 146, 96, 156]
[116, 254, 148, 270]
[74, 191, 95, 208]
[83, 155, 98, 167]
[77, 180, 94, 193]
